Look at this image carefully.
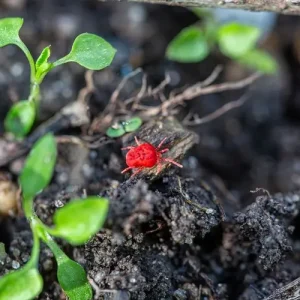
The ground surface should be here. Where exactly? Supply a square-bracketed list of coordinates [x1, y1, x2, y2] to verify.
[1, 1, 300, 299]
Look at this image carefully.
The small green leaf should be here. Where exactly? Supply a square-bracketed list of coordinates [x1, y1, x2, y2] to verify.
[36, 46, 51, 69]
[0, 267, 43, 300]
[217, 22, 260, 58]
[35, 46, 53, 81]
[5, 100, 35, 138]
[51, 197, 109, 245]
[166, 26, 209, 63]
[123, 117, 142, 132]
[57, 258, 92, 300]
[238, 49, 277, 74]
[0, 18, 23, 47]
[20, 133, 57, 200]
[106, 124, 126, 138]
[55, 33, 116, 70]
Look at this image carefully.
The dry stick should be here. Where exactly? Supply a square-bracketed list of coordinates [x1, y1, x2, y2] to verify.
[89, 68, 142, 133]
[138, 72, 261, 117]
[263, 276, 300, 300]
[169, 65, 223, 109]
[126, 0, 300, 15]
[124, 72, 171, 105]
[77, 70, 95, 103]
[183, 92, 249, 126]
[168, 65, 222, 103]
[196, 65, 223, 87]
[132, 73, 148, 110]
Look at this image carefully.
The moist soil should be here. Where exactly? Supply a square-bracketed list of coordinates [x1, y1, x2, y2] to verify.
[1, 1, 300, 300]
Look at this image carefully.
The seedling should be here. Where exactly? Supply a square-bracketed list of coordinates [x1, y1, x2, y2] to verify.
[0, 17, 116, 138]
[106, 117, 142, 138]
[0, 133, 109, 300]
[166, 9, 277, 74]
[122, 136, 183, 177]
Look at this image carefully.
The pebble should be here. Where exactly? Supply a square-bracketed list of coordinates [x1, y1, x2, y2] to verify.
[12, 260, 20, 269]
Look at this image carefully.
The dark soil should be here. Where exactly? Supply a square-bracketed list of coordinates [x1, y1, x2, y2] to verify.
[1, 1, 300, 300]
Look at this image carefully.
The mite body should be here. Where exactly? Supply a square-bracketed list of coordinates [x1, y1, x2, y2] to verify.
[121, 136, 183, 177]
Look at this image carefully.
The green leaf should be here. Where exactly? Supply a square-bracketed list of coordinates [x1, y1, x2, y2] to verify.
[4, 100, 35, 138]
[0, 18, 23, 47]
[166, 26, 209, 63]
[51, 197, 109, 245]
[0, 267, 43, 300]
[20, 133, 57, 200]
[35, 46, 53, 81]
[54, 33, 116, 70]
[57, 257, 92, 300]
[106, 122, 126, 138]
[123, 117, 142, 132]
[217, 22, 260, 58]
[238, 49, 277, 74]
[36, 46, 51, 69]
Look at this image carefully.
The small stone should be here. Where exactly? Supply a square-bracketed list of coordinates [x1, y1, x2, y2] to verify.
[42, 259, 53, 271]
[54, 199, 64, 208]
[12, 260, 20, 269]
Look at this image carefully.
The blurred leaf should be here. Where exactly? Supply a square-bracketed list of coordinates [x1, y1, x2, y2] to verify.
[190, 7, 214, 20]
[0, 267, 43, 300]
[238, 49, 277, 74]
[20, 133, 57, 200]
[54, 33, 116, 70]
[217, 22, 260, 58]
[57, 257, 92, 300]
[106, 124, 126, 138]
[51, 197, 109, 245]
[166, 26, 209, 63]
[0, 18, 23, 47]
[123, 117, 142, 132]
[4, 101, 35, 138]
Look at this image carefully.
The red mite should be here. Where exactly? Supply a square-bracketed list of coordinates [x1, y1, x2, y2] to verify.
[121, 136, 183, 177]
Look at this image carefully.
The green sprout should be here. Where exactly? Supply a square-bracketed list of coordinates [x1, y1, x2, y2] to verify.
[106, 116, 142, 138]
[0, 17, 116, 138]
[0, 133, 109, 300]
[166, 11, 277, 74]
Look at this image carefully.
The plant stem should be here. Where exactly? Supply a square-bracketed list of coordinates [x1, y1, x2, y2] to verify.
[27, 220, 40, 269]
[40, 230, 68, 264]
[23, 197, 34, 219]
[15, 40, 41, 106]
[15, 40, 36, 83]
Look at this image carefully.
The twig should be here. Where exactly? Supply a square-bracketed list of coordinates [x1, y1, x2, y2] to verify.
[182, 92, 249, 126]
[77, 70, 95, 103]
[198, 65, 223, 87]
[263, 275, 300, 300]
[138, 72, 261, 118]
[124, 72, 171, 105]
[126, 0, 300, 15]
[132, 74, 148, 110]
[89, 68, 142, 133]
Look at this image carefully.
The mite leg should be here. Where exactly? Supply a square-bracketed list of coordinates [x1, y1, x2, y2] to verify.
[121, 146, 135, 151]
[159, 148, 169, 154]
[135, 136, 141, 146]
[121, 166, 133, 174]
[163, 158, 183, 168]
[131, 167, 143, 178]
[157, 137, 167, 150]
[156, 162, 162, 175]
